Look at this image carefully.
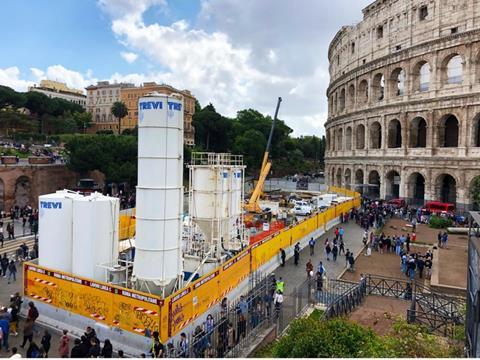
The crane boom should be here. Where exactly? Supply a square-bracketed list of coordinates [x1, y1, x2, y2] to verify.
[246, 97, 282, 213]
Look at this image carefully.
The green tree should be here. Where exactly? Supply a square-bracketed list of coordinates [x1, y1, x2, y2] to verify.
[233, 129, 266, 172]
[0, 86, 25, 109]
[192, 103, 232, 152]
[111, 101, 128, 135]
[65, 135, 137, 185]
[471, 176, 480, 210]
[73, 112, 92, 133]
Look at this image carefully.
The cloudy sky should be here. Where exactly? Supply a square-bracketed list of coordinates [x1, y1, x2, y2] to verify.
[0, 0, 372, 136]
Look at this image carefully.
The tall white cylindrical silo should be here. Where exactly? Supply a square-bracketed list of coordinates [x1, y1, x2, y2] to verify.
[72, 193, 119, 281]
[38, 190, 84, 272]
[133, 93, 183, 286]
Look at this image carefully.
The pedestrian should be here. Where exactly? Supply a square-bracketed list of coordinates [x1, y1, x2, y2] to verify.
[306, 259, 313, 279]
[26, 342, 41, 358]
[279, 248, 286, 267]
[0, 311, 9, 352]
[88, 337, 100, 358]
[425, 256, 432, 278]
[316, 271, 323, 300]
[339, 227, 344, 241]
[20, 319, 33, 348]
[236, 296, 248, 342]
[178, 332, 189, 357]
[58, 329, 70, 358]
[437, 231, 442, 248]
[118, 350, 125, 358]
[325, 242, 331, 261]
[10, 347, 21, 358]
[339, 238, 345, 255]
[294, 246, 300, 266]
[406, 234, 411, 253]
[9, 303, 19, 336]
[273, 290, 284, 317]
[41, 330, 51, 357]
[70, 339, 83, 358]
[7, 260, 16, 284]
[417, 256, 425, 279]
[1, 253, 8, 277]
[309, 237, 315, 256]
[275, 277, 284, 294]
[317, 261, 326, 277]
[101, 339, 113, 358]
[204, 314, 214, 345]
[348, 253, 355, 271]
[334, 228, 339, 241]
[0, 230, 3, 248]
[332, 244, 338, 262]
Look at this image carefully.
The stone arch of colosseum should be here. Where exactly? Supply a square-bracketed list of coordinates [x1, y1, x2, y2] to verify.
[325, 0, 480, 211]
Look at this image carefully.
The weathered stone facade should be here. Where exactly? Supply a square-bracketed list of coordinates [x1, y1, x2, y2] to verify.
[325, 0, 480, 210]
[0, 165, 78, 211]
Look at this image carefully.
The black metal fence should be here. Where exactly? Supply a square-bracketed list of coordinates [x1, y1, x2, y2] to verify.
[172, 272, 276, 358]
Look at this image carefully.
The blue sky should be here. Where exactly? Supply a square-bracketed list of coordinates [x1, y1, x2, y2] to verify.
[0, 0, 371, 135]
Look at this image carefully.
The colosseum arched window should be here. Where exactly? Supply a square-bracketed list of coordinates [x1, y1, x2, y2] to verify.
[442, 54, 463, 85]
[476, 51, 480, 83]
[389, 68, 405, 96]
[407, 172, 426, 205]
[102, 114, 106, 122]
[435, 173, 457, 204]
[356, 124, 365, 149]
[368, 170, 381, 198]
[409, 117, 427, 148]
[347, 84, 355, 108]
[358, 80, 369, 104]
[473, 114, 480, 147]
[355, 169, 364, 194]
[372, 73, 385, 101]
[95, 114, 100, 122]
[339, 88, 346, 112]
[333, 93, 338, 113]
[412, 61, 431, 92]
[385, 170, 401, 199]
[336, 168, 342, 186]
[345, 127, 352, 150]
[387, 119, 402, 148]
[369, 121, 382, 149]
[336, 128, 343, 151]
[438, 115, 459, 148]
[344, 168, 352, 189]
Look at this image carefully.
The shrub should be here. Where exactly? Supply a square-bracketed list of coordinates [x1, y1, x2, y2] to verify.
[429, 215, 453, 229]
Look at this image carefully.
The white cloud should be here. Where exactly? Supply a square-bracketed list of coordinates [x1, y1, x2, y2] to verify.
[120, 51, 138, 63]
[0, 67, 34, 92]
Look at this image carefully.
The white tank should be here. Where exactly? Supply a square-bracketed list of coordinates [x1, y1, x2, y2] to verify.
[230, 169, 243, 217]
[72, 193, 119, 281]
[133, 93, 184, 285]
[38, 190, 84, 272]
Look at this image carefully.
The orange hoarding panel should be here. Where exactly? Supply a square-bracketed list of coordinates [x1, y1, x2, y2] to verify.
[168, 286, 194, 338]
[25, 264, 162, 338]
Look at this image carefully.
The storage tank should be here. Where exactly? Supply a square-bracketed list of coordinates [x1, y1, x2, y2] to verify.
[132, 93, 184, 287]
[188, 153, 245, 255]
[38, 190, 84, 272]
[72, 193, 119, 281]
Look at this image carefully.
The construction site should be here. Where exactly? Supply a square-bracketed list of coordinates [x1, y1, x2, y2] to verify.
[22, 94, 359, 353]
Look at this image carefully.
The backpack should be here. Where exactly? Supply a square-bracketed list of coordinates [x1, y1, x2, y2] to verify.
[31, 306, 39, 320]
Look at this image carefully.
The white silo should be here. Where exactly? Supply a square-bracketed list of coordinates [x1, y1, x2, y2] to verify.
[72, 193, 119, 281]
[187, 153, 246, 258]
[38, 190, 84, 272]
[132, 93, 184, 291]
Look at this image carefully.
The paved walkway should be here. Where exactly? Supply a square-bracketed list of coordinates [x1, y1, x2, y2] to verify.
[275, 219, 366, 295]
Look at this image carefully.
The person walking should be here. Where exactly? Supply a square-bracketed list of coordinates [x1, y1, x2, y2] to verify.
[279, 248, 286, 267]
[7, 260, 16, 284]
[101, 339, 113, 358]
[309, 237, 315, 256]
[1, 253, 8, 277]
[273, 290, 284, 318]
[20, 318, 33, 349]
[339, 238, 345, 255]
[41, 330, 51, 357]
[325, 241, 332, 261]
[275, 277, 285, 294]
[316, 271, 323, 300]
[306, 259, 313, 279]
[345, 249, 351, 268]
[58, 329, 70, 358]
[332, 244, 338, 262]
[339, 227, 345, 241]
[294, 246, 300, 266]
[71, 339, 84, 358]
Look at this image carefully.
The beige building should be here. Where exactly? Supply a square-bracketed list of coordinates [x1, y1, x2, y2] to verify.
[85, 81, 134, 133]
[29, 80, 86, 108]
[325, 0, 480, 211]
[120, 82, 196, 145]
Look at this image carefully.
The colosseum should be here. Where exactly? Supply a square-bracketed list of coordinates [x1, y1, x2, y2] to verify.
[325, 0, 480, 211]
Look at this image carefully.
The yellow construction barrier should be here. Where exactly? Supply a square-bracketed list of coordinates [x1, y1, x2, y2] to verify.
[24, 187, 360, 341]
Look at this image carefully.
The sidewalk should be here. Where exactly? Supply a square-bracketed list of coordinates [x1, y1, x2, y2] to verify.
[274, 219, 366, 294]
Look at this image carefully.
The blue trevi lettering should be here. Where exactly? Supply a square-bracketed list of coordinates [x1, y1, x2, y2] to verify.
[40, 201, 62, 209]
[139, 101, 163, 110]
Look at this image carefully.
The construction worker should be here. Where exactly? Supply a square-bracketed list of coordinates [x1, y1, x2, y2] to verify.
[275, 277, 285, 294]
